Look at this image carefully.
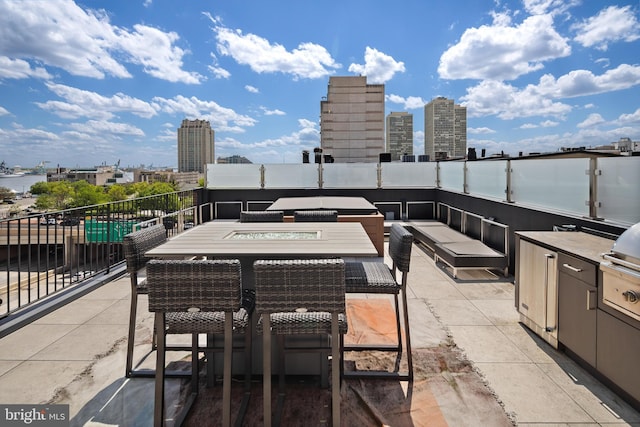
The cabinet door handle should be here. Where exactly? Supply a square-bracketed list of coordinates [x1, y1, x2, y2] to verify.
[587, 290, 597, 310]
[562, 263, 583, 273]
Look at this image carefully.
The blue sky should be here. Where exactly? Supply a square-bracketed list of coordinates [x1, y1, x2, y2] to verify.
[0, 0, 639, 169]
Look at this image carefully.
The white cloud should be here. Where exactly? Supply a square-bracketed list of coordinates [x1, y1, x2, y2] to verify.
[209, 65, 230, 79]
[616, 108, 640, 125]
[206, 14, 340, 80]
[461, 79, 572, 119]
[245, 85, 259, 93]
[116, 24, 203, 84]
[260, 106, 285, 116]
[68, 120, 145, 136]
[523, 0, 580, 16]
[577, 113, 605, 128]
[520, 123, 538, 129]
[152, 94, 257, 132]
[438, 13, 570, 81]
[573, 5, 640, 51]
[468, 127, 496, 134]
[348, 47, 405, 84]
[0, 1, 201, 83]
[0, 56, 51, 80]
[0, 106, 9, 116]
[36, 83, 158, 120]
[386, 94, 426, 110]
[540, 120, 559, 127]
[462, 64, 640, 119]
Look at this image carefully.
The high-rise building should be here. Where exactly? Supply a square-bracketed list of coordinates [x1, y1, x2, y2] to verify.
[320, 76, 385, 163]
[177, 119, 214, 173]
[424, 97, 467, 160]
[386, 112, 413, 161]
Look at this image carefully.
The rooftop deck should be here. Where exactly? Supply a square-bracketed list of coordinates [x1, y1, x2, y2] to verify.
[1, 240, 639, 426]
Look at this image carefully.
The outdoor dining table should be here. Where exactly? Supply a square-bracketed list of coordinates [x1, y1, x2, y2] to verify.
[145, 220, 379, 376]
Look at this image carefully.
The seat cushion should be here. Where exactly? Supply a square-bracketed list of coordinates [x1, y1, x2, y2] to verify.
[256, 312, 347, 335]
[165, 308, 250, 334]
[345, 261, 400, 294]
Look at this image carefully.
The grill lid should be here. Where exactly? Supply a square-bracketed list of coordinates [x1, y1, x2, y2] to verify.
[611, 222, 640, 267]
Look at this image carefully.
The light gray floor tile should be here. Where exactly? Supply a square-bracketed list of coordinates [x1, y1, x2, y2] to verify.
[86, 299, 131, 325]
[0, 360, 20, 376]
[428, 299, 493, 326]
[496, 324, 568, 365]
[447, 325, 531, 363]
[0, 323, 78, 360]
[33, 298, 116, 325]
[81, 278, 131, 300]
[453, 281, 515, 300]
[409, 277, 466, 300]
[30, 324, 127, 361]
[476, 362, 594, 424]
[471, 299, 520, 325]
[407, 299, 449, 348]
[0, 360, 88, 404]
[539, 361, 640, 424]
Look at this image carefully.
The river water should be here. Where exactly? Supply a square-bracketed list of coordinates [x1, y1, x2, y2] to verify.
[0, 174, 46, 194]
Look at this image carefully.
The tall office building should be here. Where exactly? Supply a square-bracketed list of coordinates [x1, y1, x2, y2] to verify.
[320, 76, 385, 163]
[177, 119, 214, 173]
[424, 97, 467, 160]
[386, 112, 413, 161]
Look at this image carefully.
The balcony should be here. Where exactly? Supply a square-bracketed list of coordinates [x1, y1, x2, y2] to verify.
[0, 156, 639, 425]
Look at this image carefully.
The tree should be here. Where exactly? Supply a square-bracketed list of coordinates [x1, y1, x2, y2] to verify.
[30, 181, 51, 195]
[0, 186, 13, 200]
[72, 181, 108, 207]
[107, 184, 128, 202]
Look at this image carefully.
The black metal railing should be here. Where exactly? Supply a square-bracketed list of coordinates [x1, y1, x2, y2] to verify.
[0, 189, 205, 318]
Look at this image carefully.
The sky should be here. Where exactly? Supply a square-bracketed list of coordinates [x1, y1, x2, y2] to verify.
[0, 0, 639, 169]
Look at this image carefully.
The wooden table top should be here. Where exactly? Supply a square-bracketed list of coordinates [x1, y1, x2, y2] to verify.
[146, 221, 379, 258]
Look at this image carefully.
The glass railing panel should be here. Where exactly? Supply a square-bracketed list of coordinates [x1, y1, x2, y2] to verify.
[439, 161, 465, 192]
[206, 164, 262, 189]
[511, 158, 589, 216]
[467, 160, 508, 200]
[264, 164, 318, 189]
[322, 163, 378, 188]
[380, 163, 437, 188]
[597, 157, 640, 225]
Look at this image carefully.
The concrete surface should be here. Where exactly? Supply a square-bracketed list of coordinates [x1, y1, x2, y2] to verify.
[0, 241, 639, 426]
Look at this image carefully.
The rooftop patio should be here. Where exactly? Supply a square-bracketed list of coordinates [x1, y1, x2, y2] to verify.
[1, 236, 639, 426]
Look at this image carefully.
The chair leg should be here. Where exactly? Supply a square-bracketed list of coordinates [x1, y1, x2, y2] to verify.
[153, 313, 166, 427]
[401, 289, 413, 381]
[263, 314, 272, 427]
[223, 313, 233, 427]
[394, 293, 403, 354]
[331, 313, 341, 427]
[126, 282, 139, 378]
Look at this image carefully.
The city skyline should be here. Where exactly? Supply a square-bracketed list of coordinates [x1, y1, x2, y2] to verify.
[0, 0, 639, 168]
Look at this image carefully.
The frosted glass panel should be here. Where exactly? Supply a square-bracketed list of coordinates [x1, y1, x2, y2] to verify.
[206, 164, 261, 189]
[511, 158, 589, 216]
[380, 163, 437, 188]
[264, 164, 318, 189]
[323, 163, 378, 188]
[467, 161, 507, 200]
[597, 157, 640, 225]
[439, 162, 465, 192]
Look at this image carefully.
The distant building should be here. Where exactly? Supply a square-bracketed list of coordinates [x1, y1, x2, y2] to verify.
[177, 119, 214, 173]
[320, 76, 385, 163]
[386, 112, 413, 161]
[47, 166, 131, 186]
[134, 169, 200, 186]
[424, 97, 467, 160]
[217, 155, 252, 164]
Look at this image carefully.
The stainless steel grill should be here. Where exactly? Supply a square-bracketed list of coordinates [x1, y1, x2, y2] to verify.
[601, 222, 640, 321]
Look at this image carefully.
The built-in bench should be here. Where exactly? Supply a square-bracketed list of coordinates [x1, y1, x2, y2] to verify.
[406, 204, 509, 278]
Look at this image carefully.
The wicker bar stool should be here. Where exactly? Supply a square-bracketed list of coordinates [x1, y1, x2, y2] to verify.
[122, 224, 173, 378]
[293, 210, 338, 222]
[254, 259, 347, 427]
[147, 259, 251, 427]
[240, 210, 284, 222]
[343, 223, 414, 380]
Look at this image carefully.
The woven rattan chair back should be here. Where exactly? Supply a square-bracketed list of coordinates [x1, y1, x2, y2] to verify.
[389, 223, 413, 273]
[147, 259, 241, 313]
[123, 224, 166, 275]
[254, 258, 345, 313]
[240, 210, 284, 222]
[146, 259, 243, 427]
[293, 210, 338, 222]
